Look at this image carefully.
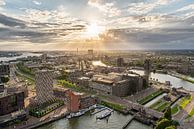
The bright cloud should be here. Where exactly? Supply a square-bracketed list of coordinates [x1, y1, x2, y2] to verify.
[88, 0, 121, 17]
[0, 0, 5, 6]
[177, 4, 194, 12]
[127, 0, 177, 15]
[32, 0, 41, 5]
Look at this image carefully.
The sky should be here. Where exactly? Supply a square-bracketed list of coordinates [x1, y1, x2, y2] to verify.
[0, 0, 194, 51]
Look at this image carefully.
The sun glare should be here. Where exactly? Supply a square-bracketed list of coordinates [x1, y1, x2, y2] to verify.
[85, 23, 105, 38]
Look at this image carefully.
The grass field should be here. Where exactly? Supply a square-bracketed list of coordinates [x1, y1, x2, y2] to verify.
[178, 96, 192, 109]
[156, 101, 170, 112]
[171, 105, 179, 115]
[149, 99, 163, 109]
[137, 90, 164, 105]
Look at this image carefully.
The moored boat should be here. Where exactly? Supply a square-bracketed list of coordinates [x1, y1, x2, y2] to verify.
[96, 111, 111, 120]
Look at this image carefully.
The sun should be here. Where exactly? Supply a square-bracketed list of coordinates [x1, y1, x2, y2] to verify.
[85, 23, 105, 38]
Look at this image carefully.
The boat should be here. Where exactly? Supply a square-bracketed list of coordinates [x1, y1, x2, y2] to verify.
[67, 109, 86, 119]
[96, 111, 112, 120]
[67, 105, 98, 119]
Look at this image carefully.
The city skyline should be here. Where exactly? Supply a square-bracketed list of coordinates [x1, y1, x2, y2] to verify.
[0, 0, 194, 50]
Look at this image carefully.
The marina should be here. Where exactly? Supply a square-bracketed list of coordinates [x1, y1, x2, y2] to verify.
[37, 110, 152, 129]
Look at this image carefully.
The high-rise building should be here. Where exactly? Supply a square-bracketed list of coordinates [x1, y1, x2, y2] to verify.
[88, 49, 93, 55]
[35, 70, 54, 105]
[116, 58, 124, 67]
[0, 64, 10, 76]
[144, 59, 151, 75]
[88, 49, 94, 60]
[0, 84, 4, 93]
[143, 59, 151, 87]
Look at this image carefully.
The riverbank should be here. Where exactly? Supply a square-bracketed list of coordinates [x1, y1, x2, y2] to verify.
[168, 72, 194, 84]
[29, 112, 69, 129]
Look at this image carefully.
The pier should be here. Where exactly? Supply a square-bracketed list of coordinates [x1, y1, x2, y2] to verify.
[122, 114, 136, 129]
[91, 107, 107, 115]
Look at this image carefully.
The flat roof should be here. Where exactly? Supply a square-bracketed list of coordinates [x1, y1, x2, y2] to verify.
[93, 78, 114, 85]
[124, 73, 139, 77]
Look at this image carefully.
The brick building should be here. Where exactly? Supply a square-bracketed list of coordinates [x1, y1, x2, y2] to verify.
[0, 91, 24, 116]
[66, 90, 96, 112]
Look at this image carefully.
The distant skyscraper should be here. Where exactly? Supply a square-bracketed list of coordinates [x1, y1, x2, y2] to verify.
[88, 49, 93, 55]
[0, 64, 10, 76]
[35, 70, 54, 105]
[88, 49, 94, 60]
[144, 59, 151, 87]
[144, 59, 151, 76]
[116, 57, 124, 67]
[41, 53, 47, 62]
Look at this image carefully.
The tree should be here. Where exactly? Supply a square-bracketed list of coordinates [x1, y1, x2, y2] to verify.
[155, 107, 179, 129]
[164, 107, 172, 120]
[155, 118, 172, 129]
[165, 125, 176, 129]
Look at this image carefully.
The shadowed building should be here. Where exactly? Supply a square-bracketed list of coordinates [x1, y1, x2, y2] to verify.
[0, 91, 24, 116]
[144, 59, 151, 87]
[0, 64, 10, 76]
[89, 72, 146, 97]
[116, 57, 124, 67]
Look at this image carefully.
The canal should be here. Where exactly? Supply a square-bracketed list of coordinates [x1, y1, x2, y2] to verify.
[37, 111, 152, 129]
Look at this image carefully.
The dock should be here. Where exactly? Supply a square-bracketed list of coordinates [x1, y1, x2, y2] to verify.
[91, 107, 108, 115]
[122, 114, 136, 129]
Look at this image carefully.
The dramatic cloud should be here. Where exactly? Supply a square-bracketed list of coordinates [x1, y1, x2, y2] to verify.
[88, 0, 121, 17]
[126, 0, 177, 15]
[0, 0, 194, 50]
[0, 14, 26, 28]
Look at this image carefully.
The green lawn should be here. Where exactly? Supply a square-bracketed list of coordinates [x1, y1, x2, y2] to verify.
[181, 76, 194, 84]
[17, 63, 35, 77]
[149, 99, 163, 109]
[100, 100, 126, 112]
[156, 101, 170, 112]
[189, 108, 194, 117]
[58, 79, 82, 92]
[137, 90, 164, 105]
[57, 79, 96, 94]
[178, 95, 192, 109]
[171, 105, 179, 115]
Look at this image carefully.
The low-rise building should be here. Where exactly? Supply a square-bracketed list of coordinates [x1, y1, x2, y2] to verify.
[53, 87, 69, 101]
[89, 72, 146, 97]
[66, 90, 96, 112]
[76, 77, 90, 87]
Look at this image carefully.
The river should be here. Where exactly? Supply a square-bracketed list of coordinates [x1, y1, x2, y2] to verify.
[37, 111, 152, 129]
[91, 61, 194, 91]
[130, 69, 194, 91]
[0, 52, 42, 62]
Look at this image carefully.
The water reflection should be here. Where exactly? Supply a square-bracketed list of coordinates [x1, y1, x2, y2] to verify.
[37, 112, 152, 129]
[131, 70, 194, 91]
